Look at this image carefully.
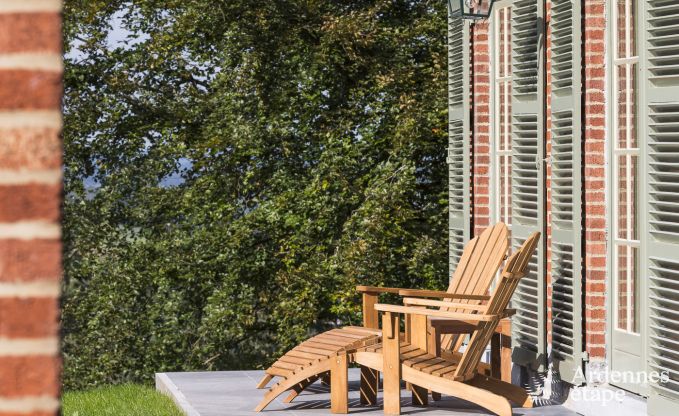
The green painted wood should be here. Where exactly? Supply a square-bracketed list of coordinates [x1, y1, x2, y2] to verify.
[509, 0, 548, 373]
[644, 0, 679, 412]
[548, 0, 584, 383]
[448, 7, 471, 273]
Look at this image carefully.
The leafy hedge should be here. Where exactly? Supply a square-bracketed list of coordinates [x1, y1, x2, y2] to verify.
[62, 0, 449, 389]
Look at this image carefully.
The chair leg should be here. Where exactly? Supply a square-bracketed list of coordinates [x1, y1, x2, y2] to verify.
[400, 366, 513, 416]
[283, 375, 320, 403]
[501, 334, 512, 383]
[321, 371, 331, 387]
[254, 362, 331, 412]
[360, 366, 378, 405]
[428, 320, 442, 401]
[491, 333, 502, 379]
[450, 380, 513, 416]
[330, 354, 349, 414]
[383, 312, 401, 415]
[408, 313, 429, 406]
[470, 374, 533, 408]
[411, 385, 428, 406]
[256, 374, 273, 389]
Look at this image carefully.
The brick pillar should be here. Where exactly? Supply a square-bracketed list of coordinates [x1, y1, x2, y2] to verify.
[471, 22, 491, 236]
[583, 0, 607, 361]
[0, 1, 63, 415]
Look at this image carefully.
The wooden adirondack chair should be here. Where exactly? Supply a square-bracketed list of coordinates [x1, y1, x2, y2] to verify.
[354, 231, 540, 416]
[254, 223, 509, 412]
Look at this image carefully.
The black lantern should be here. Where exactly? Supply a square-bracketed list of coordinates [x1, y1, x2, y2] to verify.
[448, 0, 495, 20]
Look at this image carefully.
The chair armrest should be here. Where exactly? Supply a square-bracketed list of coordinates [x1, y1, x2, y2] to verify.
[429, 317, 513, 336]
[356, 285, 407, 294]
[398, 289, 490, 301]
[357, 286, 410, 329]
[500, 309, 516, 318]
[428, 318, 477, 334]
[374, 303, 496, 322]
[403, 297, 487, 311]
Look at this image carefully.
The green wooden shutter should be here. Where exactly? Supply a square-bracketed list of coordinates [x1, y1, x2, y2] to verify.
[448, 9, 471, 271]
[644, 1, 679, 413]
[549, 0, 585, 383]
[510, 0, 548, 372]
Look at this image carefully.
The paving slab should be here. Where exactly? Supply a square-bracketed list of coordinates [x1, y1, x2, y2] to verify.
[157, 370, 582, 416]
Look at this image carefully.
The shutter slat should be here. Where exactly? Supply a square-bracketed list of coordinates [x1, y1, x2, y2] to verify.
[648, 256, 679, 403]
[648, 102, 679, 243]
[447, 8, 470, 271]
[510, 0, 547, 373]
[549, 0, 584, 384]
[646, 6, 679, 405]
[551, 0, 575, 95]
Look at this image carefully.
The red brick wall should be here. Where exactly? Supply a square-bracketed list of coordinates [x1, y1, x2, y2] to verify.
[583, 0, 607, 361]
[0, 1, 63, 415]
[471, 22, 491, 236]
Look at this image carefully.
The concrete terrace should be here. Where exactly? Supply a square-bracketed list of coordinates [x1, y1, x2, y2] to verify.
[156, 369, 581, 416]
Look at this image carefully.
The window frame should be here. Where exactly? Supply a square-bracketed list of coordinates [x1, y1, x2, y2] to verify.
[611, 0, 642, 335]
[489, 1, 514, 234]
[605, 0, 649, 397]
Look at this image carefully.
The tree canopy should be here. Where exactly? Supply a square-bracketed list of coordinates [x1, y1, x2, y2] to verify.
[62, 0, 449, 389]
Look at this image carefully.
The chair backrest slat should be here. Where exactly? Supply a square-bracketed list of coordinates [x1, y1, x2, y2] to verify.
[439, 223, 509, 351]
[446, 223, 508, 297]
[453, 232, 541, 379]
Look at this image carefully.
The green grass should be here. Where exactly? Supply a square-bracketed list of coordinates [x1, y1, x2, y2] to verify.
[62, 384, 184, 416]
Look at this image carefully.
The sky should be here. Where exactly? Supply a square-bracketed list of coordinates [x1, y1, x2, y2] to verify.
[73, 9, 190, 191]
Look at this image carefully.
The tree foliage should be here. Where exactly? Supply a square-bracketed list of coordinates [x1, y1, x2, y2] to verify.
[62, 0, 449, 389]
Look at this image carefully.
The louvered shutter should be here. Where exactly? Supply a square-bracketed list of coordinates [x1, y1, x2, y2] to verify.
[448, 9, 471, 271]
[644, 1, 679, 413]
[510, 0, 548, 372]
[548, 0, 585, 383]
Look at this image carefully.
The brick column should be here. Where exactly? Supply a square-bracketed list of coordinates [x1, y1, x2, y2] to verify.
[471, 22, 491, 236]
[0, 1, 63, 415]
[583, 0, 607, 361]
